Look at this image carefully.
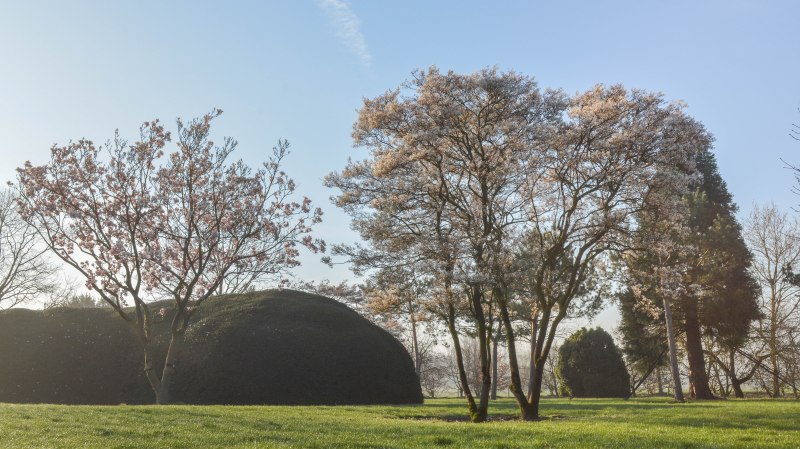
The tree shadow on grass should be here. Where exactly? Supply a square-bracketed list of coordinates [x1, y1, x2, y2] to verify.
[541, 402, 714, 412]
[665, 415, 800, 432]
[395, 413, 583, 423]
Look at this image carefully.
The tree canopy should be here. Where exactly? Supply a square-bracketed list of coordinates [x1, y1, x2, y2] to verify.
[327, 67, 708, 421]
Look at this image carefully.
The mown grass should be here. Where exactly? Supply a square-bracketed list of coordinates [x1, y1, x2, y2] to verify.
[0, 397, 798, 448]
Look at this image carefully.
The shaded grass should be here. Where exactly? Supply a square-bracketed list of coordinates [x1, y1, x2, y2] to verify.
[0, 397, 798, 448]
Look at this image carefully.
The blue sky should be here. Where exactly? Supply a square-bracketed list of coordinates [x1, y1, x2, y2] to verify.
[1, 1, 799, 326]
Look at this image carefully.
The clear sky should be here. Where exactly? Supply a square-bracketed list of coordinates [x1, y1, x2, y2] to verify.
[1, 1, 799, 327]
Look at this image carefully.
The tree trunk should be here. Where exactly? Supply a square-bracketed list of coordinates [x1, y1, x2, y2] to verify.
[446, 306, 478, 419]
[157, 332, 182, 405]
[769, 282, 781, 398]
[710, 368, 724, 397]
[497, 291, 537, 420]
[141, 343, 164, 404]
[656, 367, 664, 394]
[410, 315, 421, 378]
[527, 315, 538, 401]
[478, 369, 491, 422]
[529, 359, 546, 419]
[663, 297, 685, 402]
[490, 332, 499, 400]
[770, 328, 781, 398]
[469, 286, 491, 423]
[684, 300, 715, 399]
[132, 318, 166, 405]
[731, 378, 745, 398]
[526, 308, 566, 420]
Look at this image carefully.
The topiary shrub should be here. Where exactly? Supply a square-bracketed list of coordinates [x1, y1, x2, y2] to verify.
[0, 289, 423, 405]
[556, 327, 630, 398]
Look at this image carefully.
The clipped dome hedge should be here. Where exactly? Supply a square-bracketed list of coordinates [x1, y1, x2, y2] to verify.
[0, 289, 423, 405]
[556, 327, 631, 398]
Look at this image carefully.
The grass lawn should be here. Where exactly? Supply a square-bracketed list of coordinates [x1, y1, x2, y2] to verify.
[0, 397, 798, 448]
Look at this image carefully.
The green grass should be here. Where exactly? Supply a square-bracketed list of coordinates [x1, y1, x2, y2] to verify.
[0, 397, 798, 448]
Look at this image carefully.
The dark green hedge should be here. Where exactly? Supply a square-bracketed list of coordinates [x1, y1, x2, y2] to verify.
[0, 289, 422, 405]
[556, 327, 631, 398]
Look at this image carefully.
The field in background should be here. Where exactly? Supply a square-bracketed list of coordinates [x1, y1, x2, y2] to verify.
[1, 397, 798, 448]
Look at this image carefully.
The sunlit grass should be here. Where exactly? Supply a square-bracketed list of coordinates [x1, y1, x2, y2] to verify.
[1, 397, 798, 448]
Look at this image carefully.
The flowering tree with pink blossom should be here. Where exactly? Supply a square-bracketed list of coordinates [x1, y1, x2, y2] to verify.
[15, 110, 323, 404]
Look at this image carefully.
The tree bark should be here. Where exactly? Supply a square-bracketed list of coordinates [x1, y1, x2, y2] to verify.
[768, 280, 782, 398]
[527, 314, 538, 401]
[529, 359, 546, 418]
[490, 330, 499, 400]
[731, 379, 745, 398]
[157, 332, 182, 405]
[141, 344, 163, 404]
[468, 286, 491, 422]
[770, 320, 781, 398]
[445, 305, 478, 419]
[410, 315, 421, 378]
[663, 297, 685, 402]
[525, 307, 566, 419]
[497, 291, 537, 420]
[684, 299, 715, 399]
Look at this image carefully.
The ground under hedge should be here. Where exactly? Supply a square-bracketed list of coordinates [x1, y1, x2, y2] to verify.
[0, 397, 797, 448]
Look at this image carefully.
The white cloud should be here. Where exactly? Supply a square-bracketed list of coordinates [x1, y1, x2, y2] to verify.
[317, 0, 372, 68]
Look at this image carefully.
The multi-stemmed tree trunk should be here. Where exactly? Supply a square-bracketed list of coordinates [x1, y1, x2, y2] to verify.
[500, 278, 572, 420]
[719, 350, 758, 399]
[150, 328, 184, 405]
[443, 285, 492, 420]
[469, 286, 492, 421]
[706, 348, 764, 399]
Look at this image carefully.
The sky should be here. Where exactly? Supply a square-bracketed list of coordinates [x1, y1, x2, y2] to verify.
[1, 0, 799, 329]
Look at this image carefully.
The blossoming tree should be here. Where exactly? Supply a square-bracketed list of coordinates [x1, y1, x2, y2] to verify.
[15, 110, 323, 404]
[328, 68, 707, 421]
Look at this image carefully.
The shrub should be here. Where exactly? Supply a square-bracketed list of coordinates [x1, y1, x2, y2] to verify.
[556, 327, 630, 398]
